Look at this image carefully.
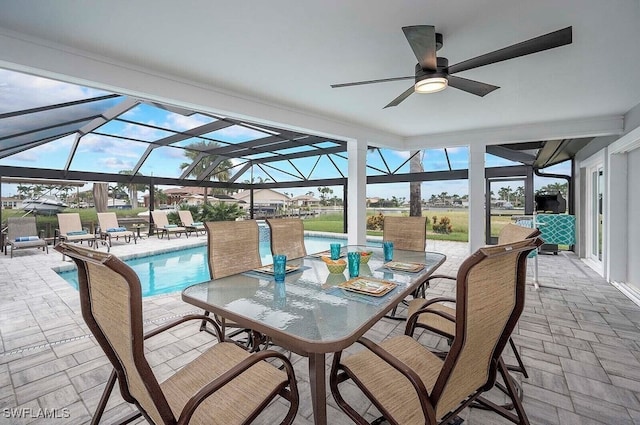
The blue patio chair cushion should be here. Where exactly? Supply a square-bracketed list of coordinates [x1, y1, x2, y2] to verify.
[15, 236, 40, 242]
[107, 227, 127, 232]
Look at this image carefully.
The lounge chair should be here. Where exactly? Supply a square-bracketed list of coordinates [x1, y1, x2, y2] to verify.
[330, 237, 543, 425]
[97, 212, 137, 247]
[178, 210, 206, 236]
[56, 213, 99, 246]
[266, 218, 307, 259]
[54, 242, 299, 425]
[150, 210, 187, 240]
[4, 217, 48, 258]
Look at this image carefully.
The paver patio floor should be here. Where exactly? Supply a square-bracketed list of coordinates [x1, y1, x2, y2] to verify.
[1, 233, 639, 424]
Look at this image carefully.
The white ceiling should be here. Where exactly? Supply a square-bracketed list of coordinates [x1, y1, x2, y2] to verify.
[1, 0, 639, 147]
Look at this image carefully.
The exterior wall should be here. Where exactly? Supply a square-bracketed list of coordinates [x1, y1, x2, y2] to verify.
[628, 148, 640, 286]
[576, 116, 640, 298]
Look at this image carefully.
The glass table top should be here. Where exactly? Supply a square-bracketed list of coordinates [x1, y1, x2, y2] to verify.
[182, 245, 446, 353]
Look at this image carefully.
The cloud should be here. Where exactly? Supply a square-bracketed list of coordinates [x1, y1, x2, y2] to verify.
[99, 157, 135, 170]
[210, 125, 268, 142]
[79, 134, 142, 159]
[6, 150, 39, 162]
[0, 69, 106, 113]
[159, 146, 187, 159]
[165, 113, 213, 132]
[121, 121, 167, 140]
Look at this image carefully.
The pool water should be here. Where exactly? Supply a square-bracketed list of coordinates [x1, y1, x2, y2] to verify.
[58, 235, 350, 297]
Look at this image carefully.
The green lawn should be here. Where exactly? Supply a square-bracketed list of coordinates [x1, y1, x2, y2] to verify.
[303, 210, 515, 242]
[3, 207, 515, 242]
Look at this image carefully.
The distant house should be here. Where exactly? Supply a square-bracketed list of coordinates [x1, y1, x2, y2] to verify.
[291, 194, 320, 208]
[234, 189, 290, 214]
[1, 197, 22, 210]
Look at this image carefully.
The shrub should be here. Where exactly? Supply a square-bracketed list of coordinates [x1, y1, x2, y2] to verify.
[201, 201, 244, 222]
[432, 215, 453, 234]
[367, 212, 384, 230]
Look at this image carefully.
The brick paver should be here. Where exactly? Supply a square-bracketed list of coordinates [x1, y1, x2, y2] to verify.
[1, 233, 638, 424]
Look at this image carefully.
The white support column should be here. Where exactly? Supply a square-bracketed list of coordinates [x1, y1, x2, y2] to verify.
[347, 139, 367, 246]
[468, 143, 486, 253]
[607, 151, 627, 283]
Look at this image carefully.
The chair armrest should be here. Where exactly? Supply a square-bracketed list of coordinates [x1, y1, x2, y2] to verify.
[177, 349, 297, 425]
[143, 314, 224, 342]
[351, 336, 435, 421]
[425, 274, 456, 283]
[405, 297, 457, 336]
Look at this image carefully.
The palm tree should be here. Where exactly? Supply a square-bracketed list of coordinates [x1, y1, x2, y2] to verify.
[409, 150, 423, 217]
[117, 170, 148, 209]
[93, 183, 108, 212]
[179, 140, 233, 204]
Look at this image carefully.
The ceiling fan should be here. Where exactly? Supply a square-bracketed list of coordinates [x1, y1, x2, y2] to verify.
[331, 25, 572, 108]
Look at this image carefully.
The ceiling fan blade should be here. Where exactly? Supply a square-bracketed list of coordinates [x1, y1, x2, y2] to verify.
[447, 26, 572, 74]
[447, 75, 500, 97]
[331, 76, 414, 88]
[402, 25, 437, 71]
[384, 86, 415, 108]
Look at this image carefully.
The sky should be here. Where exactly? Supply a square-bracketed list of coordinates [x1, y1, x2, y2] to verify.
[0, 68, 569, 202]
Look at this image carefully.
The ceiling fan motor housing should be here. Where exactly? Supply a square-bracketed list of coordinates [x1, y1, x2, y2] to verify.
[415, 57, 449, 83]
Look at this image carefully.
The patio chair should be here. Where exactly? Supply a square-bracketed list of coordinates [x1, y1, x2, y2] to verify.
[150, 210, 188, 240]
[178, 210, 206, 236]
[4, 217, 48, 258]
[383, 215, 428, 319]
[97, 212, 137, 247]
[54, 242, 299, 425]
[202, 220, 264, 347]
[383, 215, 427, 252]
[266, 218, 307, 259]
[56, 213, 98, 246]
[408, 223, 543, 378]
[330, 237, 543, 425]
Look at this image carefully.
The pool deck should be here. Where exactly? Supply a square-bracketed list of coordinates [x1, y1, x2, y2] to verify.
[1, 232, 640, 424]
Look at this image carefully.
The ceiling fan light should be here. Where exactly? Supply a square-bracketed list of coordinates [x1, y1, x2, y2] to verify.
[415, 77, 448, 93]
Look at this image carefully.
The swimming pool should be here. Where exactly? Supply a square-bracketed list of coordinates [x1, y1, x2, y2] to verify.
[58, 235, 352, 297]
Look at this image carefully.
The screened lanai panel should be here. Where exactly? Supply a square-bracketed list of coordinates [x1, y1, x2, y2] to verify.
[96, 120, 174, 142]
[254, 160, 306, 182]
[0, 69, 114, 112]
[243, 152, 276, 160]
[367, 149, 414, 175]
[138, 146, 192, 178]
[69, 135, 149, 173]
[203, 124, 271, 144]
[0, 68, 350, 186]
[0, 121, 92, 155]
[274, 145, 321, 156]
[306, 154, 347, 180]
[445, 147, 469, 169]
[485, 152, 520, 167]
[0, 134, 75, 169]
[1, 96, 123, 139]
[117, 103, 217, 131]
[170, 137, 228, 149]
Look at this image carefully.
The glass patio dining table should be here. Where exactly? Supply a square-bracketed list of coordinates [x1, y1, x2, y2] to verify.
[182, 245, 446, 425]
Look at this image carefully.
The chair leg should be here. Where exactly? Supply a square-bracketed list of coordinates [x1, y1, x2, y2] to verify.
[507, 337, 529, 378]
[91, 369, 142, 425]
[473, 358, 530, 424]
